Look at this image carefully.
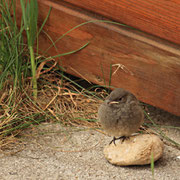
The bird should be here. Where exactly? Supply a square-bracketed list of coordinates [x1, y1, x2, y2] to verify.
[98, 88, 144, 145]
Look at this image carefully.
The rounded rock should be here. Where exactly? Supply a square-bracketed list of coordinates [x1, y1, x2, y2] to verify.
[103, 134, 164, 166]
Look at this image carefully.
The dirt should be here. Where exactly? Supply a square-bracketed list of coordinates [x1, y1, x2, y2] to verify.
[0, 105, 180, 180]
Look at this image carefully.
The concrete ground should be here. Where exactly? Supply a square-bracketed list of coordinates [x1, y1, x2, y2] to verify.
[0, 106, 180, 180]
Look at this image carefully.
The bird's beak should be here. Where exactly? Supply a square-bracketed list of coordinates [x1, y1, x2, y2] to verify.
[109, 101, 119, 104]
[106, 100, 119, 105]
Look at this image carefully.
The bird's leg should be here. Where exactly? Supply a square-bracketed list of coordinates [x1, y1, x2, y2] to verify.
[109, 136, 117, 145]
[109, 136, 129, 145]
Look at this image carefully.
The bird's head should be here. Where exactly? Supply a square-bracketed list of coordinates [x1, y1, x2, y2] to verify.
[105, 88, 137, 107]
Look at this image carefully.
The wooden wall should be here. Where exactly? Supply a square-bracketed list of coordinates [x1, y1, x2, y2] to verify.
[16, 0, 180, 116]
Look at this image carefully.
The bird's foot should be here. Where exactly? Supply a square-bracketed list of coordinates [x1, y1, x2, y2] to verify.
[120, 136, 129, 143]
[109, 136, 129, 145]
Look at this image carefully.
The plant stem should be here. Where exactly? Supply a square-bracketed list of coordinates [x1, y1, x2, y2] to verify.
[29, 45, 37, 99]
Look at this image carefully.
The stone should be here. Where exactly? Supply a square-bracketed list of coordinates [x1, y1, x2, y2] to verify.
[103, 134, 164, 166]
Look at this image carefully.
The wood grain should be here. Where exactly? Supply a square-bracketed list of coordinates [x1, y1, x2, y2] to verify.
[16, 0, 180, 116]
[64, 0, 180, 45]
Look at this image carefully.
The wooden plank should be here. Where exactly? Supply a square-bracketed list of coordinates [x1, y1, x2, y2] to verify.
[64, 0, 180, 45]
[16, 0, 180, 116]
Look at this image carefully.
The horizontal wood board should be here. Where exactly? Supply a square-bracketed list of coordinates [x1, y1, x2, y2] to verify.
[64, 0, 180, 45]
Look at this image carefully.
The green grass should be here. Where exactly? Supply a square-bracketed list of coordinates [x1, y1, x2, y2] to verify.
[0, 0, 27, 90]
[20, 0, 38, 99]
[151, 152, 155, 180]
[0, 0, 91, 147]
[144, 110, 180, 148]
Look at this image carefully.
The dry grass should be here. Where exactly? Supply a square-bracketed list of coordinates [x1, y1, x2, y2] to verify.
[1, 71, 179, 151]
[0, 71, 107, 150]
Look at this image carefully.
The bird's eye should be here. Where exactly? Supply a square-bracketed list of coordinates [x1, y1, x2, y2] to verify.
[118, 97, 123, 101]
